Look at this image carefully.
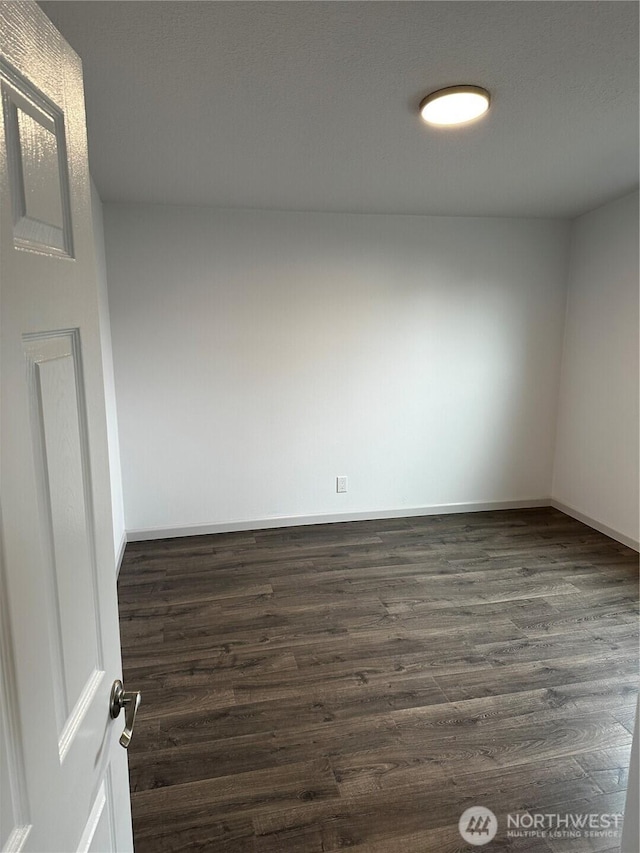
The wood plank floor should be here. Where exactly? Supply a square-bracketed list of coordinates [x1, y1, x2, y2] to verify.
[117, 508, 639, 852]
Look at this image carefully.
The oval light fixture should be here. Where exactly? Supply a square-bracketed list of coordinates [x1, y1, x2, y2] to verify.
[420, 85, 490, 127]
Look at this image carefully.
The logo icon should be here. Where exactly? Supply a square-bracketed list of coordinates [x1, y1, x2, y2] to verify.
[459, 806, 498, 846]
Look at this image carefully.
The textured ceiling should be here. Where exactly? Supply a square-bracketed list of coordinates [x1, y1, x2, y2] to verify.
[40, 1, 639, 218]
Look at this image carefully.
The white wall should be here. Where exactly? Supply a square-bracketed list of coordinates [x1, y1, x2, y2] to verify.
[553, 191, 639, 547]
[91, 181, 126, 562]
[103, 205, 570, 536]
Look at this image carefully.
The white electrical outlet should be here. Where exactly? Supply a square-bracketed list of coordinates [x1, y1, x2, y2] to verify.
[336, 476, 348, 493]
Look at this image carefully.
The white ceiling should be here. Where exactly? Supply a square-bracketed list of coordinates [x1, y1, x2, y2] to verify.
[40, 1, 639, 218]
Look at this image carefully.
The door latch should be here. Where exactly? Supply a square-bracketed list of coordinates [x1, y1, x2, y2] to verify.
[110, 679, 141, 748]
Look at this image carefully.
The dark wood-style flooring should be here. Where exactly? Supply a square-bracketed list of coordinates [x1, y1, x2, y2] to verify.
[117, 508, 639, 852]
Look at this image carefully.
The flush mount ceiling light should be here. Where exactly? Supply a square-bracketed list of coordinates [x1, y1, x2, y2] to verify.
[420, 85, 490, 127]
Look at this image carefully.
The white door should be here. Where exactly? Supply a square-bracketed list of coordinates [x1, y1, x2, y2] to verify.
[0, 2, 134, 851]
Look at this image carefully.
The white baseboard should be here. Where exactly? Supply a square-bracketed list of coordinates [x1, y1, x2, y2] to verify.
[125, 498, 550, 542]
[549, 499, 639, 552]
[115, 530, 127, 576]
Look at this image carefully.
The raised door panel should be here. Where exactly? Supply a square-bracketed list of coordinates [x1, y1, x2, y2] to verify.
[24, 332, 103, 760]
[1, 59, 73, 256]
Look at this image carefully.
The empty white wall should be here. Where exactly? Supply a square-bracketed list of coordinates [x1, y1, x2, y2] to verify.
[553, 190, 639, 547]
[103, 205, 569, 537]
[91, 181, 126, 562]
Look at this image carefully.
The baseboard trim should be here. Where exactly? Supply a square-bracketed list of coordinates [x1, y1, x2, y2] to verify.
[126, 498, 550, 542]
[550, 499, 639, 552]
[115, 530, 127, 576]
